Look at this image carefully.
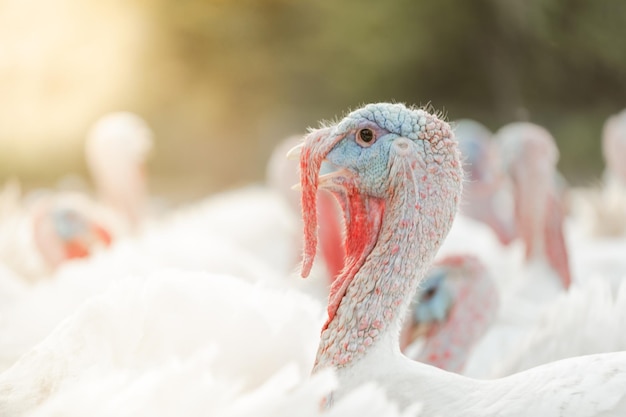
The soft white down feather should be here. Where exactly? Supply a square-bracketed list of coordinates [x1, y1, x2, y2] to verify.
[494, 277, 626, 376]
[0, 270, 420, 417]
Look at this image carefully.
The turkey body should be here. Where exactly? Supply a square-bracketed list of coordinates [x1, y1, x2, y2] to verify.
[292, 102, 626, 416]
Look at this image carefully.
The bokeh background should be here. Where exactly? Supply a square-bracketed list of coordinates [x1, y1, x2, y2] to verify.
[1, 0, 625, 202]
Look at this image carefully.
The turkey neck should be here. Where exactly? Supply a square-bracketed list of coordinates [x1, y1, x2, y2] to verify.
[314, 159, 447, 372]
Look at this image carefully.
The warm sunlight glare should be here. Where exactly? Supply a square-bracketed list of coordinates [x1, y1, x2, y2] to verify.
[0, 0, 147, 157]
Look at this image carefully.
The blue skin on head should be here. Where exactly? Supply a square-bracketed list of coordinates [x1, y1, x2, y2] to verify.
[324, 104, 429, 198]
[412, 267, 453, 324]
[52, 208, 89, 242]
[320, 161, 338, 176]
[454, 120, 493, 181]
[460, 140, 483, 166]
[459, 139, 489, 182]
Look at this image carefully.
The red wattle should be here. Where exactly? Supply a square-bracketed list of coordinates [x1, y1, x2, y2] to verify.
[544, 193, 571, 289]
[323, 187, 385, 330]
[94, 224, 113, 247]
[318, 191, 345, 282]
[64, 241, 90, 260]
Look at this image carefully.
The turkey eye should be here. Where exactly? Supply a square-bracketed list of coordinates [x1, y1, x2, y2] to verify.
[423, 287, 437, 302]
[357, 128, 374, 144]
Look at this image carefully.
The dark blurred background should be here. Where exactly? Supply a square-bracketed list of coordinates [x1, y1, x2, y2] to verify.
[1, 0, 625, 201]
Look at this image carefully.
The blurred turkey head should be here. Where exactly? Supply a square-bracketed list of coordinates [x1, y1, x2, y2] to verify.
[85, 112, 153, 228]
[32, 194, 112, 269]
[497, 122, 571, 289]
[455, 120, 516, 245]
[400, 254, 499, 373]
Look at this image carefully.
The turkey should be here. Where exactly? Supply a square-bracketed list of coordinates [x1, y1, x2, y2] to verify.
[290, 102, 626, 416]
[602, 109, 626, 191]
[401, 254, 626, 380]
[593, 109, 626, 236]
[454, 119, 516, 245]
[30, 194, 112, 268]
[457, 122, 574, 377]
[0, 189, 113, 281]
[85, 111, 154, 231]
[496, 122, 571, 290]
[400, 254, 499, 373]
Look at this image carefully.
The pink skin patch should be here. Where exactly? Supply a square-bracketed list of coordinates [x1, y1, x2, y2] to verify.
[486, 206, 517, 246]
[513, 160, 571, 289]
[31, 195, 115, 269]
[462, 167, 517, 246]
[544, 193, 571, 289]
[62, 223, 113, 262]
[94, 223, 113, 247]
[511, 160, 544, 262]
[317, 191, 345, 281]
[464, 188, 516, 246]
[47, 221, 113, 266]
[63, 241, 91, 260]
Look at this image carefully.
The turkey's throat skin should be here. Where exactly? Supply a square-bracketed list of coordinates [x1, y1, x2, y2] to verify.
[313, 159, 455, 372]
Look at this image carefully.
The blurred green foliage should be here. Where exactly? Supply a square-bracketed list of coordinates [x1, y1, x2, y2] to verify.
[3, 0, 626, 197]
[140, 0, 626, 189]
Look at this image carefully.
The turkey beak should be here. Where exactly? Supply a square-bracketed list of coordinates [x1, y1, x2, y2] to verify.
[286, 143, 304, 190]
[411, 321, 435, 342]
[286, 143, 303, 160]
[400, 319, 436, 351]
[286, 143, 345, 191]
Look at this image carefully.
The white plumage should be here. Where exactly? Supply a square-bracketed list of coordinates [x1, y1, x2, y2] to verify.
[3, 104, 626, 417]
[0, 270, 416, 417]
[494, 277, 626, 376]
